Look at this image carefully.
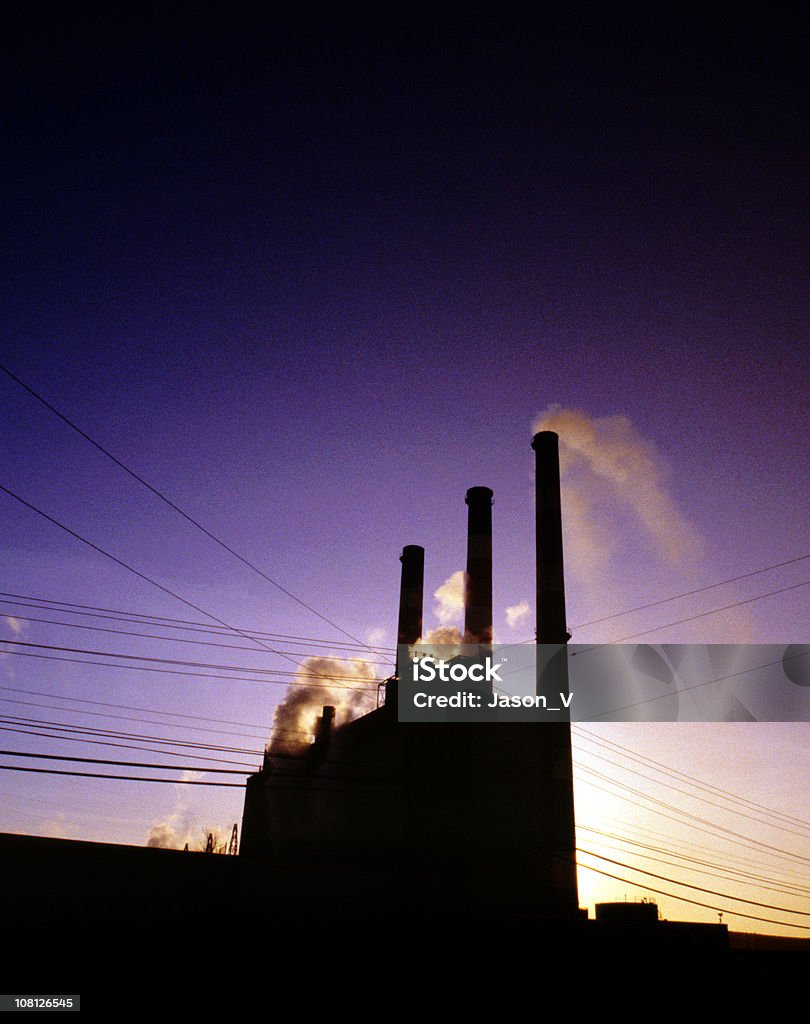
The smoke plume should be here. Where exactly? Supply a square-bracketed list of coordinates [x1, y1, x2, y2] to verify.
[268, 655, 377, 757]
[147, 820, 192, 849]
[505, 601, 530, 629]
[416, 625, 464, 661]
[433, 570, 465, 624]
[145, 770, 204, 848]
[530, 405, 711, 632]
[533, 405, 703, 566]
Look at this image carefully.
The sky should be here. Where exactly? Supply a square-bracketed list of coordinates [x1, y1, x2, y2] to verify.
[1, 7, 809, 935]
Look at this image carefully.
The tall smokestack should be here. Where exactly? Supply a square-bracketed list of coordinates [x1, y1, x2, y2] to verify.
[531, 432, 569, 644]
[530, 429, 580, 915]
[464, 487, 493, 645]
[393, 545, 424, 689]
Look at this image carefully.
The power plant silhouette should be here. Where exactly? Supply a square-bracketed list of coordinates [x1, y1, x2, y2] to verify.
[3, 432, 800, 1002]
[240, 431, 581, 923]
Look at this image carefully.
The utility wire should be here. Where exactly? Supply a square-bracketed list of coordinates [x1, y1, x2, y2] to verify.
[0, 483, 289, 664]
[573, 741, 810, 841]
[0, 638, 381, 686]
[572, 553, 810, 629]
[582, 815, 810, 890]
[574, 768, 810, 869]
[590, 580, 810, 647]
[0, 612, 392, 663]
[575, 726, 810, 832]
[577, 827, 810, 898]
[0, 748, 253, 774]
[0, 682, 271, 734]
[0, 695, 269, 742]
[575, 857, 810, 932]
[0, 485, 382, 706]
[0, 647, 383, 690]
[578, 848, 810, 917]
[0, 718, 263, 758]
[0, 363, 367, 646]
[0, 591, 393, 651]
[0, 764, 246, 787]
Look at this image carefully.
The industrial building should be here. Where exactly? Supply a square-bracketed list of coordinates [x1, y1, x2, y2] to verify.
[5, 431, 804, 1003]
[238, 433, 597, 924]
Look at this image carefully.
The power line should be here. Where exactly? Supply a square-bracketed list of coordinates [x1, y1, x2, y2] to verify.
[0, 592, 394, 652]
[574, 726, 810, 832]
[572, 553, 810, 629]
[590, 579, 810, 646]
[575, 856, 810, 931]
[0, 764, 246, 787]
[0, 362, 368, 647]
[576, 648, 808, 718]
[0, 695, 269, 742]
[0, 719, 264, 761]
[0, 611, 392, 664]
[0, 682, 271, 734]
[515, 551, 810, 644]
[573, 739, 810, 841]
[578, 825, 810, 898]
[0, 638, 382, 687]
[578, 847, 810, 917]
[0, 763, 400, 793]
[0, 483, 350, 675]
[0, 748, 253, 774]
[0, 484, 382, 703]
[580, 815, 810, 891]
[574, 766, 810, 869]
[0, 646, 382, 692]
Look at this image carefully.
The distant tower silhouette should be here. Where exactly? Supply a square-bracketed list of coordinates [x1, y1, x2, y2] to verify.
[531, 430, 579, 913]
[463, 486, 494, 644]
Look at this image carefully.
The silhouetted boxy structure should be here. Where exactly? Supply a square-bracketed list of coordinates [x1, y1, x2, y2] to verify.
[2, 434, 753, 1003]
[240, 434, 582, 922]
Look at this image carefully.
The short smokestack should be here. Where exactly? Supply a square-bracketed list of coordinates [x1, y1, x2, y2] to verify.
[464, 486, 493, 645]
[307, 705, 335, 772]
[531, 432, 569, 644]
[391, 545, 424, 699]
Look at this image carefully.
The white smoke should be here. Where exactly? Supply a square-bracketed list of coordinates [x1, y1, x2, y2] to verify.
[146, 820, 192, 849]
[530, 405, 715, 634]
[416, 625, 464, 661]
[145, 771, 206, 849]
[505, 601, 530, 629]
[433, 570, 465, 625]
[366, 626, 387, 647]
[533, 405, 703, 568]
[268, 655, 377, 757]
[1, 616, 24, 668]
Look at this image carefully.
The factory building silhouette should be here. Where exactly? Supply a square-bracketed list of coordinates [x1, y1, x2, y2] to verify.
[239, 433, 584, 920]
[11, 431, 798, 1001]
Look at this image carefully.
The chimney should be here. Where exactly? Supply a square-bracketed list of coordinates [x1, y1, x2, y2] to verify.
[464, 486, 494, 645]
[531, 432, 569, 644]
[530, 430, 580, 914]
[306, 705, 335, 772]
[391, 545, 424, 700]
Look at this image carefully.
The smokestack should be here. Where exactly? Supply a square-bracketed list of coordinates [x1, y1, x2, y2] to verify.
[530, 430, 580, 915]
[397, 545, 424, 649]
[307, 705, 335, 771]
[392, 545, 424, 697]
[531, 432, 569, 644]
[464, 486, 493, 645]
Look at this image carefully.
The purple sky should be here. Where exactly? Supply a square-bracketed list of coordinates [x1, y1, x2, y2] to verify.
[2, 8, 808, 933]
